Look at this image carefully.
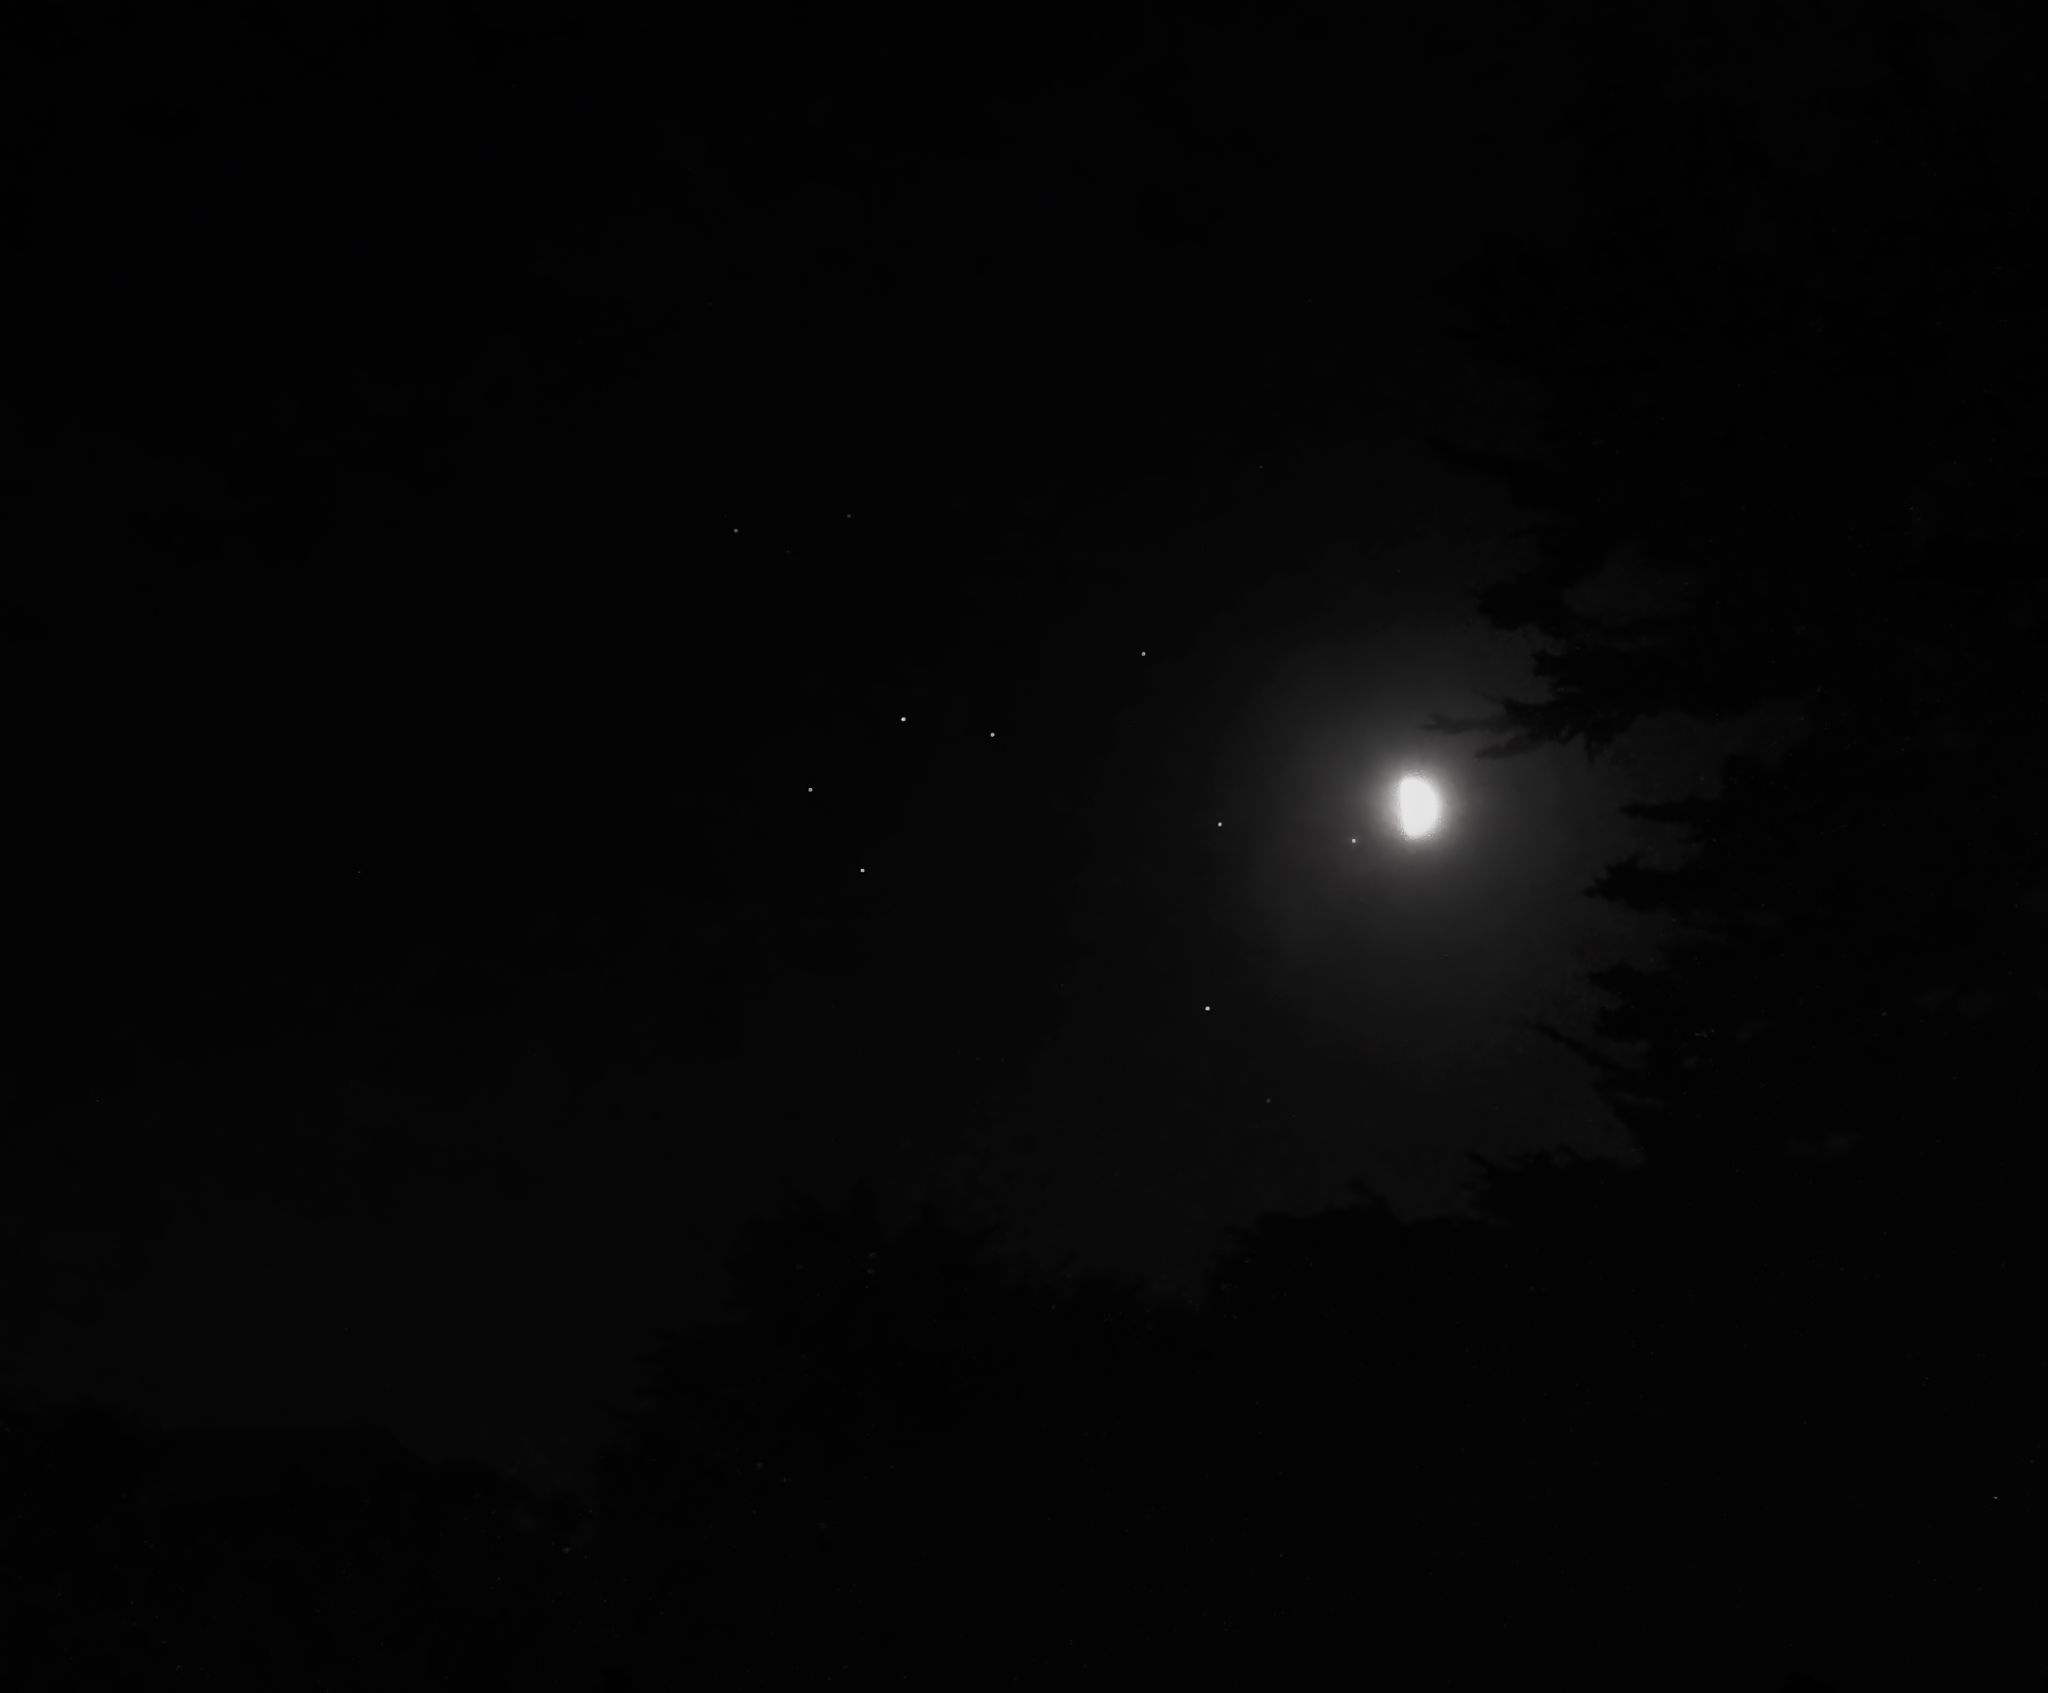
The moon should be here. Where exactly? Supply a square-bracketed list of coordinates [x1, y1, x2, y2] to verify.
[1395, 774, 1442, 839]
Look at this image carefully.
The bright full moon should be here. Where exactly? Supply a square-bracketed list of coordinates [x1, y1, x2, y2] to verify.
[1396, 775, 1443, 839]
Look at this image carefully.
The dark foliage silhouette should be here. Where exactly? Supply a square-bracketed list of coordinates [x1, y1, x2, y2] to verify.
[0, 1401, 602, 1690]
[1408, 10, 2048, 1686]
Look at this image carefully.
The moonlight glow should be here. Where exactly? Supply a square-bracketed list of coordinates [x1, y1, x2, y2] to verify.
[1396, 775, 1443, 839]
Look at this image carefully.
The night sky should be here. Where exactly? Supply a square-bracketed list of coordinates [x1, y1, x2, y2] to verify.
[5, 4, 1831, 1499]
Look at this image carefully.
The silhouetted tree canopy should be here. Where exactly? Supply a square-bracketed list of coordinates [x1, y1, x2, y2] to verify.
[1, 1402, 601, 1690]
[1398, 21, 2048, 1684]
[1421, 5, 2048, 1193]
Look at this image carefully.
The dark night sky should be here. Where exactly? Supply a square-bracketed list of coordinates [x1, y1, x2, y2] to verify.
[3, 3, 1821, 1496]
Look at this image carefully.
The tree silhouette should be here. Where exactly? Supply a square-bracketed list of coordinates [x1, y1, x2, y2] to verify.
[0, 1398, 605, 1691]
[1418, 0, 2048, 1178]
[1412, 15, 2048, 1684]
[584, 1180, 1030, 1687]
[570, 1120, 2048, 1689]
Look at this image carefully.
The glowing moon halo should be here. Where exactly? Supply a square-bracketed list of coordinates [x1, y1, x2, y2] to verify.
[1395, 774, 1443, 840]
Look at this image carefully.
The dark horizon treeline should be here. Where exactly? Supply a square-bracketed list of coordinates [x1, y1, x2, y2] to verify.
[6, 1100, 2045, 1690]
